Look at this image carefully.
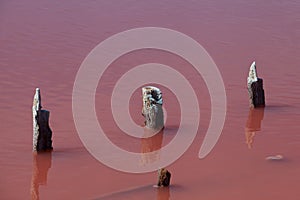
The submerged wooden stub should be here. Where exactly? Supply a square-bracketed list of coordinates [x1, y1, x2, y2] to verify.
[32, 88, 53, 151]
[247, 61, 265, 108]
[142, 86, 164, 130]
[157, 168, 171, 187]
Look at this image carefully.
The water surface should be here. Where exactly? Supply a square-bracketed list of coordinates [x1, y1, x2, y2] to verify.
[0, 0, 299, 199]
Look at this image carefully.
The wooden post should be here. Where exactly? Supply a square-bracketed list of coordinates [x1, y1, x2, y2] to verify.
[247, 61, 265, 108]
[157, 168, 171, 187]
[32, 88, 53, 151]
[141, 87, 169, 186]
[142, 86, 164, 130]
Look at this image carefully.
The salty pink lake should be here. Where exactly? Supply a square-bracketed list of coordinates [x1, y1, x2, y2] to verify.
[0, 0, 299, 199]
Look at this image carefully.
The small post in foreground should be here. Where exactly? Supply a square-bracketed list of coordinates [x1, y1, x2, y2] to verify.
[32, 88, 53, 152]
[157, 168, 171, 187]
[247, 61, 265, 108]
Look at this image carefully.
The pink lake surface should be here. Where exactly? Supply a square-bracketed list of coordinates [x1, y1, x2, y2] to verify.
[0, 0, 300, 199]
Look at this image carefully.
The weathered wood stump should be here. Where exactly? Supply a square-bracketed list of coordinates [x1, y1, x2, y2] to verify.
[157, 168, 171, 187]
[247, 61, 265, 108]
[32, 88, 53, 151]
[142, 86, 164, 130]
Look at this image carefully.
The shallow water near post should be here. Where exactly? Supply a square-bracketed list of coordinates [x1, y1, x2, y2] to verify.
[0, 1, 300, 199]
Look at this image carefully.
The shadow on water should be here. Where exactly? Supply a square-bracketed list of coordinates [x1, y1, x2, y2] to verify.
[162, 125, 179, 133]
[264, 103, 294, 113]
[53, 146, 88, 156]
[93, 184, 185, 200]
[30, 151, 52, 200]
[245, 107, 265, 149]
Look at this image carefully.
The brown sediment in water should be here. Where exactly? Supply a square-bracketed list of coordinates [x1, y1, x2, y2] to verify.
[0, 0, 300, 199]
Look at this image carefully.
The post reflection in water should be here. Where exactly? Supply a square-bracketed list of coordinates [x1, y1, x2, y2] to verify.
[156, 187, 170, 200]
[245, 107, 265, 149]
[140, 128, 164, 165]
[30, 151, 52, 200]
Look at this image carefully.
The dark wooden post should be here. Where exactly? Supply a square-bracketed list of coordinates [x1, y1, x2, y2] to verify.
[247, 61, 265, 108]
[32, 88, 53, 151]
[157, 168, 171, 187]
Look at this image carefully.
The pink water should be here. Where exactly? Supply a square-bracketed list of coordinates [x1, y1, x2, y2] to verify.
[1, 0, 300, 199]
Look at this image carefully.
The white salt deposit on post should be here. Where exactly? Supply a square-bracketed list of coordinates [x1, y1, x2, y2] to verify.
[142, 86, 164, 130]
[247, 61, 265, 108]
[32, 88, 53, 151]
[247, 61, 258, 85]
[33, 88, 41, 151]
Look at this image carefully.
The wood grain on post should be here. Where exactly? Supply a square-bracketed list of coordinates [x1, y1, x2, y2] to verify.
[247, 61, 265, 108]
[32, 88, 53, 152]
[142, 86, 164, 130]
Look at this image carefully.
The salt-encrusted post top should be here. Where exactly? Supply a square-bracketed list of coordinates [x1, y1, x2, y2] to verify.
[247, 61, 265, 108]
[247, 61, 258, 85]
[33, 88, 42, 112]
[142, 86, 163, 105]
[142, 86, 164, 130]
